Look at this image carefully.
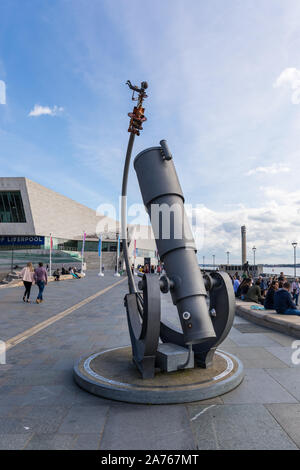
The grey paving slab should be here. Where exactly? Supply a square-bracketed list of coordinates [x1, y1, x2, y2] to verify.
[53, 358, 78, 370]
[219, 346, 288, 369]
[218, 337, 237, 348]
[17, 405, 69, 434]
[0, 417, 31, 434]
[100, 405, 196, 450]
[221, 368, 298, 404]
[265, 331, 296, 347]
[186, 396, 223, 406]
[228, 330, 281, 348]
[233, 316, 251, 324]
[0, 271, 122, 341]
[50, 385, 112, 407]
[58, 404, 109, 434]
[17, 385, 66, 407]
[265, 368, 300, 401]
[1, 271, 300, 449]
[3, 369, 69, 386]
[265, 346, 300, 368]
[234, 323, 272, 334]
[0, 433, 33, 450]
[0, 404, 17, 417]
[24, 433, 76, 450]
[266, 404, 300, 448]
[71, 433, 101, 450]
[187, 404, 298, 450]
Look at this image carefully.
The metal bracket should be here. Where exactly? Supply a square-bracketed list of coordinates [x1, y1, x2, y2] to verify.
[160, 271, 236, 368]
[124, 274, 161, 379]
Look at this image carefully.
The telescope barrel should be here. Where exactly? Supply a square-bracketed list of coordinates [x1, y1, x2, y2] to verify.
[134, 143, 216, 345]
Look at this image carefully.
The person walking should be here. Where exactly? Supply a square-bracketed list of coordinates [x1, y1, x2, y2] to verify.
[34, 262, 48, 304]
[291, 278, 300, 306]
[20, 262, 35, 303]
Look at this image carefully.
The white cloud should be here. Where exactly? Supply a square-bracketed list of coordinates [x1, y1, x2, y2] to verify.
[28, 104, 64, 117]
[274, 68, 300, 104]
[192, 187, 300, 263]
[245, 163, 290, 176]
[0, 80, 6, 104]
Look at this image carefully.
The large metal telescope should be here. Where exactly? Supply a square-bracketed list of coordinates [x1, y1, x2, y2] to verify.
[134, 143, 216, 345]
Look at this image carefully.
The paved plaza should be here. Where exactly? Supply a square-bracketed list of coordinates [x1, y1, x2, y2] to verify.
[0, 271, 299, 450]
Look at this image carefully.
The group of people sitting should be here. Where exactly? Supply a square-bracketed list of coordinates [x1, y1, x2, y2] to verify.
[52, 266, 81, 281]
[233, 272, 300, 316]
[136, 264, 163, 274]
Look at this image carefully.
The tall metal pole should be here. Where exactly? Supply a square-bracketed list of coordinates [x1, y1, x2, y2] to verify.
[81, 231, 86, 273]
[98, 236, 104, 277]
[11, 244, 14, 272]
[121, 80, 148, 293]
[114, 234, 120, 277]
[227, 251, 230, 265]
[292, 242, 297, 278]
[252, 246, 256, 279]
[49, 233, 52, 276]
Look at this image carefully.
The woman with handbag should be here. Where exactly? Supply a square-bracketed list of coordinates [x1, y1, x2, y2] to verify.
[20, 262, 35, 303]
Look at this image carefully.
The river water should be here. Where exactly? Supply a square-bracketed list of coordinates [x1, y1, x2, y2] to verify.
[263, 266, 297, 277]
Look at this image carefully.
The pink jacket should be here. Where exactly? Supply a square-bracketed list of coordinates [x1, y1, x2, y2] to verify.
[20, 267, 35, 283]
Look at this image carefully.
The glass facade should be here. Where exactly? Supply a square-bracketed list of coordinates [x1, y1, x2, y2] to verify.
[56, 239, 122, 253]
[0, 191, 26, 223]
[136, 248, 156, 258]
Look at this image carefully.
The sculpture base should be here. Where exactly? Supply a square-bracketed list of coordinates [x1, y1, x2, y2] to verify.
[74, 346, 244, 404]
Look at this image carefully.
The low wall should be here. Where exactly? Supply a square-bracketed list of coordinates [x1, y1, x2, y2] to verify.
[236, 300, 300, 339]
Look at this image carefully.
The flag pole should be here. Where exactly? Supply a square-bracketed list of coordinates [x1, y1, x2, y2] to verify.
[114, 234, 120, 277]
[134, 239, 137, 276]
[81, 231, 86, 273]
[98, 235, 104, 277]
[49, 233, 52, 276]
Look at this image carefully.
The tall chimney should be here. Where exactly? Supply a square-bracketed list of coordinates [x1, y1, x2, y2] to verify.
[241, 226, 246, 266]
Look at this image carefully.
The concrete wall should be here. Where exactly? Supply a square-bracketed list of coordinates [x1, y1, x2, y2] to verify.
[24, 178, 117, 239]
[0, 177, 35, 235]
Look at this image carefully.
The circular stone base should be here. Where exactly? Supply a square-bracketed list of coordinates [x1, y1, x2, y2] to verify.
[73, 346, 244, 404]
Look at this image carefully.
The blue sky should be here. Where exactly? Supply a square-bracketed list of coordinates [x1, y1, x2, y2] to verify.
[1, 0, 300, 264]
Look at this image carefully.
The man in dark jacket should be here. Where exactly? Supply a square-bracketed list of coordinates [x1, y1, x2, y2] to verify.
[244, 280, 264, 304]
[274, 282, 300, 315]
[264, 280, 279, 310]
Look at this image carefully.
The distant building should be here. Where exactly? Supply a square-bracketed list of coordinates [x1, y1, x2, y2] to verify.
[218, 264, 263, 277]
[0, 177, 158, 272]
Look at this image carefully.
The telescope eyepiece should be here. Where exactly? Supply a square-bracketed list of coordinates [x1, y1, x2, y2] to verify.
[160, 139, 172, 160]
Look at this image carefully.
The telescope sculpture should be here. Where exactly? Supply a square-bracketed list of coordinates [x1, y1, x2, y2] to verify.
[74, 80, 244, 403]
[122, 81, 236, 378]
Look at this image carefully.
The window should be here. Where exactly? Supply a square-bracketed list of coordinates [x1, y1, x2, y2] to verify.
[0, 191, 26, 223]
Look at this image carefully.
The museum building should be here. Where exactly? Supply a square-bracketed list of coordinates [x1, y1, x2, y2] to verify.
[0, 177, 157, 271]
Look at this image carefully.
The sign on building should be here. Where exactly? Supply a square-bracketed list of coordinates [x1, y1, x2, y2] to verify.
[0, 236, 45, 247]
